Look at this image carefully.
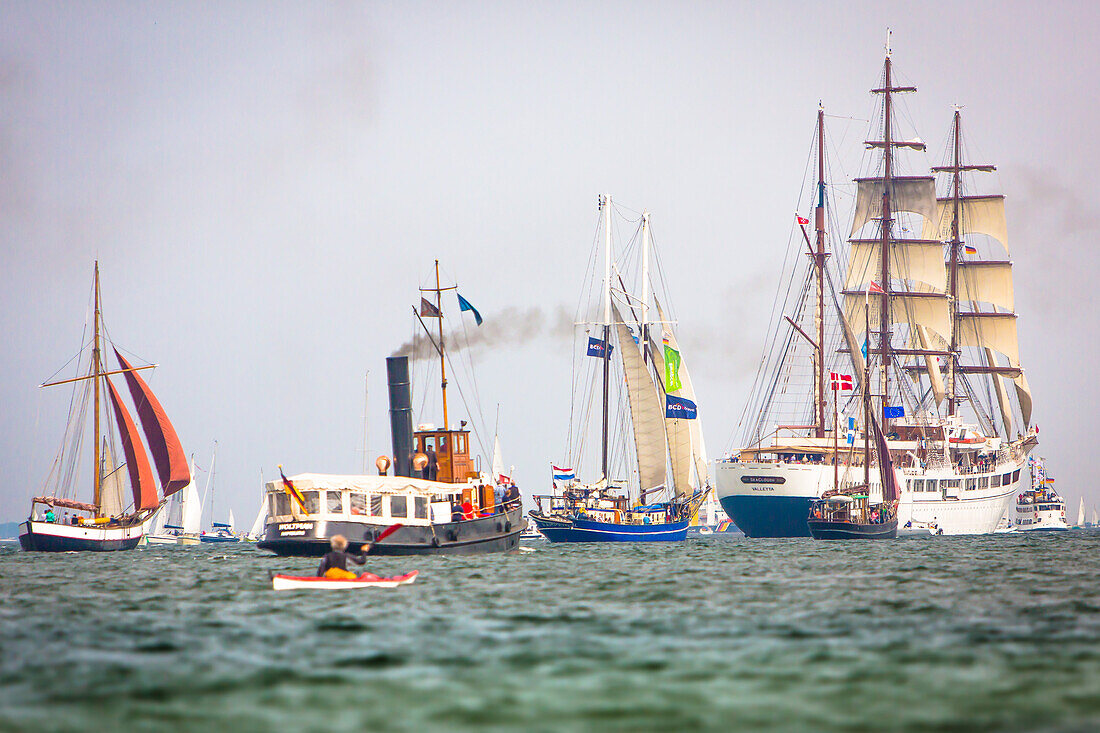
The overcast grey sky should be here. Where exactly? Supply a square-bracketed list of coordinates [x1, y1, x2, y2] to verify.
[2, 1, 1098, 524]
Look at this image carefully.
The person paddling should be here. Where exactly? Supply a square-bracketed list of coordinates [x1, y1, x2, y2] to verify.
[317, 535, 371, 580]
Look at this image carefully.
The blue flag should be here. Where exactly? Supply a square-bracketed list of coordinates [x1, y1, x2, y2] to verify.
[884, 405, 905, 419]
[665, 394, 698, 419]
[587, 337, 612, 358]
[860, 338, 868, 359]
[457, 293, 483, 326]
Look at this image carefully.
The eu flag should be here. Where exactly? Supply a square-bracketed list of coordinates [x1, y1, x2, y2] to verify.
[884, 405, 905, 419]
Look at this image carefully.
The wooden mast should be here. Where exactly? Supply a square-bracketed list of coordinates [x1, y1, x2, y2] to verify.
[947, 109, 962, 416]
[434, 259, 449, 430]
[600, 195, 612, 481]
[879, 39, 894, 432]
[814, 105, 827, 438]
[92, 261, 102, 514]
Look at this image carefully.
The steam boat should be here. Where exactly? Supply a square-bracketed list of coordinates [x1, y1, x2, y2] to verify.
[529, 197, 708, 542]
[19, 263, 190, 552]
[258, 262, 525, 556]
[717, 38, 1036, 537]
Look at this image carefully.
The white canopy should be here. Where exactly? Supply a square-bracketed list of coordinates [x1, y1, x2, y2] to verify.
[265, 473, 469, 497]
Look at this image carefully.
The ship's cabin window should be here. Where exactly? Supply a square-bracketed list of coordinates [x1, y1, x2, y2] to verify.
[1013, 470, 1021, 482]
[275, 493, 290, 516]
[350, 493, 367, 516]
[303, 491, 321, 514]
[456, 434, 467, 455]
[326, 491, 344, 514]
[390, 495, 408, 518]
[979, 476, 989, 489]
[992, 474, 1002, 487]
[946, 479, 960, 489]
[911, 479, 922, 491]
[414, 496, 429, 519]
[438, 435, 448, 454]
[370, 494, 383, 516]
[1003, 473, 1013, 485]
[421, 436, 437, 453]
[927, 479, 938, 492]
[965, 479, 976, 491]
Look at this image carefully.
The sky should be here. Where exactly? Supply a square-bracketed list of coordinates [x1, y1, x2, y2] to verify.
[2, 1, 1098, 525]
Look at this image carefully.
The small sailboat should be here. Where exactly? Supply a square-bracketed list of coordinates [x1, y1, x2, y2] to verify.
[199, 443, 240, 543]
[245, 470, 268, 541]
[528, 197, 709, 542]
[1076, 496, 1086, 528]
[19, 262, 190, 551]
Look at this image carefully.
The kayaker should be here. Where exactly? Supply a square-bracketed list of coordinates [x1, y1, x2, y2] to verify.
[317, 535, 371, 579]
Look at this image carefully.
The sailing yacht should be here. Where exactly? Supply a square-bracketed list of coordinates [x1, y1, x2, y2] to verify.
[528, 197, 709, 542]
[716, 39, 1036, 537]
[19, 263, 190, 551]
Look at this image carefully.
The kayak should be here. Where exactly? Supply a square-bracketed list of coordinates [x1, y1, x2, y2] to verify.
[271, 570, 419, 591]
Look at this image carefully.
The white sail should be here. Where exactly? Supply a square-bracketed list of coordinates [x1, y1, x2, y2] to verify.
[923, 195, 1009, 253]
[228, 508, 236, 533]
[956, 313, 1019, 364]
[844, 292, 952, 341]
[915, 325, 946, 405]
[845, 239, 947, 293]
[149, 502, 168, 535]
[985, 347, 1014, 437]
[1093, 508, 1098, 526]
[248, 488, 268, 539]
[956, 262, 1014, 311]
[654, 297, 708, 486]
[181, 458, 202, 534]
[99, 442, 127, 518]
[1078, 497, 1086, 527]
[492, 435, 505, 478]
[612, 302, 668, 492]
[850, 176, 938, 235]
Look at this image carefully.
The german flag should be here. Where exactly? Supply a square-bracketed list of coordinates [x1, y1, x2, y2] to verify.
[279, 465, 308, 513]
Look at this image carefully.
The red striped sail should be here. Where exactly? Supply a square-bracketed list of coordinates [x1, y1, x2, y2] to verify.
[106, 377, 160, 511]
[115, 349, 190, 496]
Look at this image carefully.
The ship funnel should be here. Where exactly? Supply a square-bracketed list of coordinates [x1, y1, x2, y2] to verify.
[386, 356, 414, 478]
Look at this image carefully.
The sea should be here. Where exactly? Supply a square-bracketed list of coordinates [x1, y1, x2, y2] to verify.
[2, 532, 1099, 732]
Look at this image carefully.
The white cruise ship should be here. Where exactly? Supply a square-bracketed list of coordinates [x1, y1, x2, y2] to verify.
[1013, 457, 1069, 532]
[717, 38, 1037, 537]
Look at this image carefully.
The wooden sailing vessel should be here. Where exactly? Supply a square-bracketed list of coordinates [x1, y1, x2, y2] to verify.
[19, 263, 190, 552]
[529, 197, 709, 542]
[717, 35, 1036, 537]
[257, 261, 525, 556]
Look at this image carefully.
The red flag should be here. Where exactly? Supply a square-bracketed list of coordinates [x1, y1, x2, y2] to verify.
[867, 281, 885, 295]
[830, 372, 853, 391]
[796, 214, 810, 225]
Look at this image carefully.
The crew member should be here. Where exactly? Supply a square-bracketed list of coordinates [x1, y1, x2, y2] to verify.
[504, 484, 521, 512]
[43, 507, 55, 523]
[317, 535, 371, 579]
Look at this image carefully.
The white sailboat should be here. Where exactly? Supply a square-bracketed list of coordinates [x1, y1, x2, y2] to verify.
[716, 38, 1036, 537]
[1077, 496, 1086, 528]
[246, 470, 268, 541]
[177, 458, 203, 545]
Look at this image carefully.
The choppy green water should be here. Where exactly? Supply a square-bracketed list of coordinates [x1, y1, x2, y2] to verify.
[2, 533, 1100, 732]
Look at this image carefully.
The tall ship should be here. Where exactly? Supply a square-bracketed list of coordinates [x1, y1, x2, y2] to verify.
[1014, 457, 1069, 532]
[257, 262, 525, 556]
[19, 263, 190, 551]
[528, 197, 708, 542]
[716, 38, 1037, 537]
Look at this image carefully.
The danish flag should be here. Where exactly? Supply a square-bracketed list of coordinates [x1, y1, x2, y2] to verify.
[830, 372, 853, 391]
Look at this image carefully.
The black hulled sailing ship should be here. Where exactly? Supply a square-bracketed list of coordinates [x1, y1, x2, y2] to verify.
[257, 261, 525, 556]
[19, 263, 191, 552]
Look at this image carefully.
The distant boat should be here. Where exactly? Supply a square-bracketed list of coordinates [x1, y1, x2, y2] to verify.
[245, 470, 268, 541]
[1014, 457, 1069, 532]
[199, 442, 240, 543]
[1076, 496, 1086, 528]
[19, 262, 190, 552]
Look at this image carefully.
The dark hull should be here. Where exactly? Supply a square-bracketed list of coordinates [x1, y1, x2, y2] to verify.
[719, 495, 813, 538]
[807, 517, 898, 540]
[256, 508, 525, 557]
[199, 535, 241, 543]
[529, 512, 689, 543]
[18, 521, 143, 552]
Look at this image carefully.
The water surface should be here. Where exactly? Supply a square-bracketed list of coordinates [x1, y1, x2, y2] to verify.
[2, 533, 1099, 731]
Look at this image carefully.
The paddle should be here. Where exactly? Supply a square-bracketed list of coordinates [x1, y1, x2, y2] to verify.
[363, 522, 403, 553]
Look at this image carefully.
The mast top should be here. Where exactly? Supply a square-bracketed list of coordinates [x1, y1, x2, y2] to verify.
[885, 28, 892, 58]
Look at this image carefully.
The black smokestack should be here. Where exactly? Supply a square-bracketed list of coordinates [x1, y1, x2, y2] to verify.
[386, 356, 414, 478]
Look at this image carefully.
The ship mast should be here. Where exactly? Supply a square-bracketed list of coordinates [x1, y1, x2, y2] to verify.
[435, 259, 449, 430]
[92, 261, 102, 513]
[947, 110, 962, 416]
[878, 40, 895, 431]
[600, 194, 612, 481]
[814, 105, 827, 438]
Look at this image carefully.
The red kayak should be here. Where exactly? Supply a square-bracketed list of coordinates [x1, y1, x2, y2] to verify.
[271, 570, 419, 591]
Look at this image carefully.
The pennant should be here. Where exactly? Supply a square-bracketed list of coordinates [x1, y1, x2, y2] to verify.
[665, 394, 698, 419]
[796, 214, 810, 226]
[498, 473, 512, 485]
[587, 337, 613, 358]
[663, 334, 682, 392]
[420, 297, 442, 318]
[457, 293, 483, 326]
[830, 372, 853, 391]
[867, 281, 885, 295]
[278, 465, 308, 513]
[884, 405, 905, 419]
